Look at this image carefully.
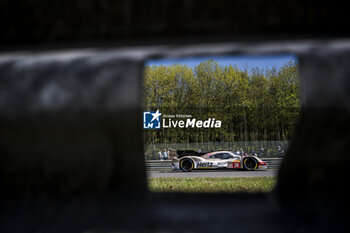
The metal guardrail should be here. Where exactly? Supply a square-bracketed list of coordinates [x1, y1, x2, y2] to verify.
[146, 160, 172, 171]
[146, 158, 283, 171]
[262, 158, 283, 169]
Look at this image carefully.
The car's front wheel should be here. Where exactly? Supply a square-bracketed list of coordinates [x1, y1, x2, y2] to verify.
[243, 157, 258, 171]
[180, 159, 194, 172]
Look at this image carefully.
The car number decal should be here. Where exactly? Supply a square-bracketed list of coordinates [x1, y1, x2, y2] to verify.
[228, 161, 240, 168]
[233, 162, 240, 168]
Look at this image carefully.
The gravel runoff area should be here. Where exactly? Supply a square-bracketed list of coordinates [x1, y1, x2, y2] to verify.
[148, 169, 277, 178]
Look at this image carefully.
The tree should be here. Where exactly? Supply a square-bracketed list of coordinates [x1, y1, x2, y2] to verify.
[142, 58, 300, 147]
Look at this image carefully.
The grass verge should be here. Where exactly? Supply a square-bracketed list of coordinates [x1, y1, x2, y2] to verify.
[149, 177, 275, 193]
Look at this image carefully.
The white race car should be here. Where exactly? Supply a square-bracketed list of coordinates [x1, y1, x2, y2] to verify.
[172, 150, 267, 172]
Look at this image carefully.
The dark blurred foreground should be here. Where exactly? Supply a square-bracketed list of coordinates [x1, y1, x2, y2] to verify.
[1, 1, 350, 232]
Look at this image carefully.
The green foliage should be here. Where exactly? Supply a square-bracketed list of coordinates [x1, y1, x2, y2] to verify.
[143, 59, 300, 146]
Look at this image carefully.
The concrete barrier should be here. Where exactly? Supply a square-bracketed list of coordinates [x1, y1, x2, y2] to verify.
[0, 51, 148, 197]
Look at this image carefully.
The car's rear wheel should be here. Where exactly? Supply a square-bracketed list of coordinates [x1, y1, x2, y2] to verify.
[243, 157, 258, 171]
[180, 159, 194, 172]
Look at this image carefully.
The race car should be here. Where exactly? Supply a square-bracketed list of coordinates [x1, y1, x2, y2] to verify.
[172, 150, 267, 172]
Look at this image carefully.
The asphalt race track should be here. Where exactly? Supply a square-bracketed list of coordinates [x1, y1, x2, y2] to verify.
[148, 169, 277, 178]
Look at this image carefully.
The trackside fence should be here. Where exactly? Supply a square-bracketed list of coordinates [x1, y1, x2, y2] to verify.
[145, 141, 289, 160]
[145, 158, 283, 171]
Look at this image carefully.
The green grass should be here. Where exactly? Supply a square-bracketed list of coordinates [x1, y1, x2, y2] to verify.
[149, 177, 276, 193]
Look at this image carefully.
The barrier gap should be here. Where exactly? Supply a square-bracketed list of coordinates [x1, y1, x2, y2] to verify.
[142, 54, 300, 193]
